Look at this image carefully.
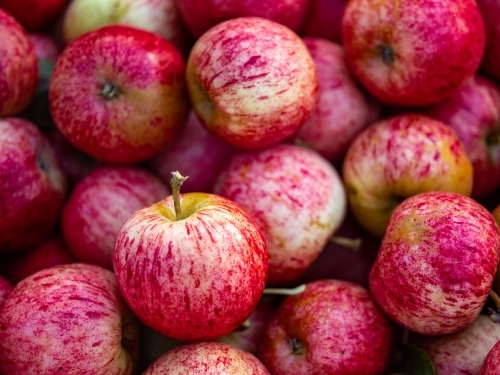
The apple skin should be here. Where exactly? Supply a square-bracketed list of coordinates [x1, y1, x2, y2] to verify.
[0, 263, 139, 375]
[214, 144, 346, 286]
[62, 166, 169, 269]
[113, 192, 268, 341]
[480, 340, 500, 375]
[300, 0, 345, 44]
[62, 0, 190, 54]
[0, 9, 38, 116]
[0, 275, 12, 310]
[174, 0, 309, 39]
[291, 37, 380, 162]
[49, 25, 189, 164]
[27, 33, 60, 61]
[343, 114, 473, 237]
[370, 191, 500, 336]
[259, 280, 392, 375]
[476, 0, 500, 81]
[3, 232, 75, 285]
[424, 75, 500, 198]
[342, 0, 486, 106]
[143, 341, 270, 374]
[0, 117, 67, 252]
[0, 0, 68, 31]
[417, 315, 500, 375]
[147, 111, 236, 193]
[186, 16, 319, 150]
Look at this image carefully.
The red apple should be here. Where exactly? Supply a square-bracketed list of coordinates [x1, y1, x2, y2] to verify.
[342, 0, 486, 106]
[28, 32, 60, 61]
[259, 279, 392, 375]
[3, 232, 74, 285]
[343, 114, 473, 237]
[300, 0, 345, 43]
[62, 166, 169, 269]
[0, 9, 38, 116]
[147, 111, 236, 193]
[49, 25, 189, 164]
[370, 191, 500, 335]
[0, 0, 68, 31]
[0, 117, 66, 252]
[0, 263, 139, 375]
[174, 0, 309, 39]
[186, 17, 318, 150]
[480, 340, 500, 374]
[476, 0, 500, 81]
[424, 75, 500, 198]
[113, 177, 268, 341]
[291, 37, 380, 162]
[143, 341, 270, 374]
[214, 144, 346, 286]
[0, 275, 12, 310]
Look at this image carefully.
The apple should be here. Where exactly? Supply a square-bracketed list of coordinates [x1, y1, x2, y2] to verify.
[259, 279, 392, 375]
[113, 172, 268, 341]
[174, 0, 309, 39]
[147, 110, 236, 193]
[3, 232, 74, 285]
[424, 76, 500, 198]
[0, 263, 139, 375]
[341, 0, 486, 106]
[291, 37, 380, 162]
[417, 315, 500, 374]
[480, 340, 500, 375]
[186, 16, 319, 150]
[370, 191, 500, 336]
[28, 32, 60, 61]
[49, 25, 189, 164]
[0, 0, 68, 31]
[214, 144, 347, 286]
[0, 275, 12, 310]
[476, 0, 500, 81]
[143, 341, 270, 374]
[343, 114, 473, 237]
[62, 0, 190, 54]
[300, 0, 345, 44]
[0, 117, 67, 252]
[0, 9, 38, 116]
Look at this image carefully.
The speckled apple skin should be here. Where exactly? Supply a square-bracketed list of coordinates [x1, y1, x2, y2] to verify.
[144, 341, 270, 374]
[343, 114, 473, 237]
[0, 263, 139, 375]
[476, 0, 500, 81]
[424, 76, 500, 198]
[369, 191, 500, 336]
[0, 0, 67, 31]
[147, 111, 236, 193]
[113, 193, 268, 341]
[49, 25, 189, 164]
[214, 144, 346, 286]
[342, 0, 485, 106]
[292, 38, 380, 162]
[0, 275, 12, 310]
[186, 17, 319, 150]
[479, 340, 500, 375]
[0, 118, 67, 252]
[0, 9, 38, 116]
[62, 166, 169, 269]
[419, 315, 500, 375]
[259, 280, 392, 375]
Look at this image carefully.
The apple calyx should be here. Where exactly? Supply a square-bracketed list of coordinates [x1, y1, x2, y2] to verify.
[170, 171, 189, 221]
[378, 44, 395, 64]
[330, 236, 362, 251]
[263, 284, 306, 296]
[100, 82, 121, 100]
[286, 337, 305, 355]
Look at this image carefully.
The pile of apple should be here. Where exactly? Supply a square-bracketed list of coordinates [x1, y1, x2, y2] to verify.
[2, 0, 500, 373]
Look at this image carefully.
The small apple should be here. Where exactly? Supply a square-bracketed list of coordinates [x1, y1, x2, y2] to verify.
[300, 0, 345, 44]
[259, 279, 392, 375]
[113, 172, 268, 341]
[476, 0, 500, 81]
[28, 32, 60, 61]
[480, 339, 500, 374]
[0, 9, 38, 116]
[0, 117, 67, 252]
[214, 144, 347, 286]
[186, 16, 318, 150]
[62, 166, 169, 269]
[0, 263, 139, 375]
[343, 114, 473, 237]
[370, 191, 500, 335]
[143, 341, 270, 374]
[49, 25, 189, 164]
[342, 0, 486, 106]
[0, 275, 12, 310]
[0, 0, 68, 31]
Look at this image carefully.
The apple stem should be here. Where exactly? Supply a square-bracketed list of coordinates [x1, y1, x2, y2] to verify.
[170, 171, 189, 221]
[330, 236, 362, 251]
[263, 284, 306, 296]
[490, 289, 500, 310]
